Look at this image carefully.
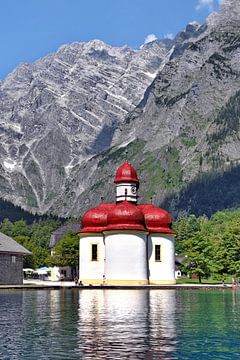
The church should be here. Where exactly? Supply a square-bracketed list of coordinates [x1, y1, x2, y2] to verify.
[79, 161, 175, 285]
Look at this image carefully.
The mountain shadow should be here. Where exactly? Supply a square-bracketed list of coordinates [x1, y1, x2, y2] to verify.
[86, 123, 117, 155]
[162, 164, 240, 218]
[0, 198, 63, 224]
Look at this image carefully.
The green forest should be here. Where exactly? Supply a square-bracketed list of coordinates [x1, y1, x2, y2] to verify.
[1, 218, 61, 268]
[174, 208, 240, 282]
[0, 218, 79, 270]
[1, 208, 240, 283]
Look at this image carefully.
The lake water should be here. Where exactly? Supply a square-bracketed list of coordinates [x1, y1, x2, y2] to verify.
[0, 289, 240, 359]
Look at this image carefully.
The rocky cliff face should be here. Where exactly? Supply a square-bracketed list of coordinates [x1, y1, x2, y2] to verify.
[0, 38, 172, 213]
[0, 0, 239, 218]
[62, 0, 240, 218]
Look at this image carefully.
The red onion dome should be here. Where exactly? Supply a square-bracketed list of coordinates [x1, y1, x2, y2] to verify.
[114, 160, 139, 184]
[138, 204, 174, 234]
[106, 200, 146, 231]
[81, 203, 115, 233]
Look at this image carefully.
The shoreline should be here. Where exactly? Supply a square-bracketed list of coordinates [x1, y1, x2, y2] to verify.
[0, 279, 235, 290]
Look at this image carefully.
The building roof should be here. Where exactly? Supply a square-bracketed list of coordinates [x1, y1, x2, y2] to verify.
[49, 223, 81, 248]
[138, 204, 173, 233]
[81, 203, 115, 233]
[80, 201, 174, 234]
[0, 232, 32, 255]
[114, 160, 139, 184]
[175, 255, 187, 265]
[80, 160, 174, 234]
[107, 201, 146, 231]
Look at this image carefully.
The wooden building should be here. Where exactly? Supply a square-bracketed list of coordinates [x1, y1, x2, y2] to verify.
[0, 232, 31, 285]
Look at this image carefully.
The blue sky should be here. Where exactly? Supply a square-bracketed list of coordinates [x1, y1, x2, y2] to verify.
[0, 0, 222, 79]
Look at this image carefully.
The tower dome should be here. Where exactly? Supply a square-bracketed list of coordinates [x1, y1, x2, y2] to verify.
[114, 160, 139, 184]
[138, 204, 174, 234]
[106, 201, 146, 231]
[81, 203, 115, 233]
[114, 161, 139, 203]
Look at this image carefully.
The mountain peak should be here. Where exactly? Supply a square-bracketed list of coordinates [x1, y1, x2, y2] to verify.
[86, 39, 109, 49]
[0, 4, 239, 218]
[220, 0, 240, 20]
[0, 33, 170, 214]
[205, 0, 240, 28]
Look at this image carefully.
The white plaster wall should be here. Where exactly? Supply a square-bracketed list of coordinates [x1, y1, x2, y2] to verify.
[116, 182, 137, 202]
[148, 235, 175, 282]
[79, 235, 105, 283]
[50, 266, 72, 281]
[104, 232, 147, 281]
[50, 266, 61, 281]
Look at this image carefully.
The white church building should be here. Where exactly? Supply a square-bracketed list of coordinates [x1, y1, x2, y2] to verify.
[79, 161, 175, 285]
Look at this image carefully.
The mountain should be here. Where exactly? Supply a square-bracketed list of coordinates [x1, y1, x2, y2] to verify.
[0, 38, 172, 214]
[110, 0, 240, 214]
[61, 0, 240, 218]
[0, 0, 239, 218]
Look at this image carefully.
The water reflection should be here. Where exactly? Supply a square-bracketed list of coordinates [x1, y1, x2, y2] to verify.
[77, 290, 177, 359]
[0, 290, 24, 360]
[0, 290, 81, 360]
[149, 291, 177, 358]
[175, 290, 240, 359]
[0, 289, 240, 359]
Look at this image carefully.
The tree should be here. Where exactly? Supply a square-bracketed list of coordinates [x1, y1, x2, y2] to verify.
[14, 235, 48, 268]
[30, 219, 61, 248]
[182, 232, 218, 283]
[0, 218, 62, 269]
[174, 214, 203, 254]
[47, 230, 79, 278]
[12, 219, 30, 237]
[1, 218, 14, 236]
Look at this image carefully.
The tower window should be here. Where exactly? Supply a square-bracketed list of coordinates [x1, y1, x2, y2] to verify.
[155, 245, 161, 262]
[91, 244, 98, 261]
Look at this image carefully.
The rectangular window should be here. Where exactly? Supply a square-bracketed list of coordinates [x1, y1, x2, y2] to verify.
[12, 256, 16, 263]
[91, 244, 98, 261]
[155, 245, 161, 262]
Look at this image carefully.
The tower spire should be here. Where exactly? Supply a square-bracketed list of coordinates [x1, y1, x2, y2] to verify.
[114, 161, 139, 203]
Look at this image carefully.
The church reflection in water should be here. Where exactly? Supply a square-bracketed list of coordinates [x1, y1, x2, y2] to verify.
[77, 289, 177, 359]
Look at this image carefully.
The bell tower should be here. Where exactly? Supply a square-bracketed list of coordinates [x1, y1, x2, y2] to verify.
[114, 161, 139, 203]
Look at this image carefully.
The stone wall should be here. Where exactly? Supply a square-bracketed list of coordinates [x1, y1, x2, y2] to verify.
[0, 254, 23, 284]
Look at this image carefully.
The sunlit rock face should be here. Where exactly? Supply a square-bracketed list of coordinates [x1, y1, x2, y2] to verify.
[68, 0, 240, 218]
[0, 38, 172, 214]
[0, 0, 240, 217]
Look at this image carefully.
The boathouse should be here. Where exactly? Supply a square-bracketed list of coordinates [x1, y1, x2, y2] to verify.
[0, 232, 31, 285]
[79, 161, 175, 285]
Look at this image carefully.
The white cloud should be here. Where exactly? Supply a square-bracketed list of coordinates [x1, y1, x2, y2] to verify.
[144, 34, 157, 44]
[164, 33, 174, 40]
[195, 0, 214, 11]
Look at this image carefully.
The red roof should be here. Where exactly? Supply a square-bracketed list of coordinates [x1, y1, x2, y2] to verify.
[138, 204, 174, 234]
[114, 160, 139, 184]
[106, 200, 145, 231]
[81, 201, 173, 234]
[80, 203, 115, 233]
